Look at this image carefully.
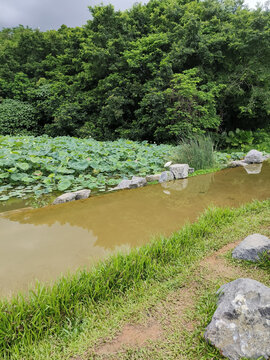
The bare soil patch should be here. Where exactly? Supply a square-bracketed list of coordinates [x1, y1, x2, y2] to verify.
[95, 320, 162, 355]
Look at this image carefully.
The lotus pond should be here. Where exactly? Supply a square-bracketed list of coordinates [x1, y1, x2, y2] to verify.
[0, 135, 173, 202]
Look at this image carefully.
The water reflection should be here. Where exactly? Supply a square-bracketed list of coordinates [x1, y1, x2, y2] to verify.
[1, 162, 270, 296]
[244, 163, 262, 174]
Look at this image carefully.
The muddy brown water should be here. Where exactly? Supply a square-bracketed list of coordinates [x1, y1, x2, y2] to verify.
[0, 162, 269, 297]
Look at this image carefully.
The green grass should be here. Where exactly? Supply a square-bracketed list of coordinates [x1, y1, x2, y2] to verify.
[172, 135, 215, 170]
[1, 199, 270, 359]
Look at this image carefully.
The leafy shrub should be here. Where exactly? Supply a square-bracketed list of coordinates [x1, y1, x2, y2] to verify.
[253, 128, 270, 152]
[221, 129, 254, 150]
[172, 135, 215, 170]
[0, 99, 38, 135]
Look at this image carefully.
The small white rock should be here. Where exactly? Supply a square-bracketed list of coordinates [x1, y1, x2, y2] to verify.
[164, 161, 172, 168]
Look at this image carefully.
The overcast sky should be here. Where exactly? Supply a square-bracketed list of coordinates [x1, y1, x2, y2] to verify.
[0, 0, 267, 31]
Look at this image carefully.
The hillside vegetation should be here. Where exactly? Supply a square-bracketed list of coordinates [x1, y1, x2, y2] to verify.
[0, 0, 269, 143]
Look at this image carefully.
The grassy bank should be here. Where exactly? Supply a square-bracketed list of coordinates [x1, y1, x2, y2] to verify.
[1, 199, 269, 359]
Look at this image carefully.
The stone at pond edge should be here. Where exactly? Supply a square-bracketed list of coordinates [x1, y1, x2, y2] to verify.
[74, 189, 91, 200]
[130, 176, 147, 188]
[113, 176, 147, 190]
[113, 179, 132, 190]
[53, 189, 91, 205]
[188, 167, 195, 174]
[232, 233, 270, 261]
[159, 171, 174, 183]
[169, 164, 189, 179]
[146, 174, 161, 182]
[164, 161, 172, 168]
[204, 278, 270, 360]
[228, 160, 247, 168]
[244, 149, 263, 164]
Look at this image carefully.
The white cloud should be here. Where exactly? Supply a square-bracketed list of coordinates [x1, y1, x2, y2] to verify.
[0, 0, 268, 31]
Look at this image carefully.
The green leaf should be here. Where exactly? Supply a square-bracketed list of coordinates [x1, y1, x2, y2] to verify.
[57, 179, 72, 191]
[17, 162, 30, 171]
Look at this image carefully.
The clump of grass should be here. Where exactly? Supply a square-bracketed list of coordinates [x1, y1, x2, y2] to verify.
[0, 199, 269, 358]
[172, 135, 215, 170]
[258, 251, 270, 272]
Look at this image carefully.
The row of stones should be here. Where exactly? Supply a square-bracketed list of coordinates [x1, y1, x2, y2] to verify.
[52, 149, 269, 205]
[229, 149, 270, 168]
[205, 234, 270, 360]
[52, 163, 192, 204]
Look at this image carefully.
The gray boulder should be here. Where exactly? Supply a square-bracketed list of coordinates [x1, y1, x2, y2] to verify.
[232, 233, 270, 261]
[73, 189, 91, 200]
[205, 278, 270, 360]
[113, 176, 146, 190]
[169, 164, 189, 179]
[228, 160, 247, 168]
[146, 174, 161, 182]
[244, 150, 263, 164]
[188, 167, 195, 174]
[159, 171, 174, 183]
[129, 176, 147, 188]
[113, 179, 132, 190]
[244, 163, 262, 175]
[53, 189, 91, 205]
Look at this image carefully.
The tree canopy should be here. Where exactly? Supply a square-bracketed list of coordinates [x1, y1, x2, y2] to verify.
[0, 0, 269, 142]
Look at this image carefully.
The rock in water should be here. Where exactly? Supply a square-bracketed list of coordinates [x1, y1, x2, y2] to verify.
[228, 160, 247, 168]
[53, 189, 91, 205]
[113, 179, 132, 190]
[113, 176, 146, 190]
[244, 150, 263, 164]
[232, 233, 270, 261]
[159, 171, 174, 183]
[169, 164, 189, 179]
[129, 176, 147, 188]
[73, 189, 91, 200]
[204, 278, 270, 360]
[146, 174, 161, 182]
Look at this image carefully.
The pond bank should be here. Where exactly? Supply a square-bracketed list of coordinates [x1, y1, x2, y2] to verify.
[2, 199, 269, 359]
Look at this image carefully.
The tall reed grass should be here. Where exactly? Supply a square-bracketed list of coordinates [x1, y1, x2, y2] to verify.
[0, 200, 269, 357]
[173, 135, 215, 170]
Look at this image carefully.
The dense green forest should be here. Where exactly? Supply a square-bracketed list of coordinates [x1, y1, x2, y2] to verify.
[0, 0, 269, 143]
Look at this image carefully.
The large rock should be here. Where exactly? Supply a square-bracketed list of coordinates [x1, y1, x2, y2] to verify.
[53, 189, 91, 205]
[113, 179, 132, 190]
[205, 278, 270, 360]
[159, 171, 174, 183]
[146, 174, 161, 182]
[228, 160, 247, 168]
[244, 150, 263, 164]
[232, 233, 270, 261]
[169, 164, 189, 179]
[129, 176, 147, 188]
[113, 176, 146, 190]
